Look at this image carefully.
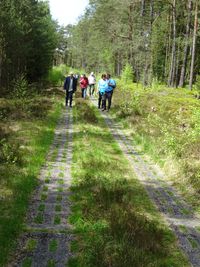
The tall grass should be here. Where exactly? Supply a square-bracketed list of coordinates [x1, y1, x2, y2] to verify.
[112, 81, 200, 211]
[69, 99, 188, 267]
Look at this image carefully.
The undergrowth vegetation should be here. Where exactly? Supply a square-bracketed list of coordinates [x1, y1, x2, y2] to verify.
[69, 98, 188, 267]
[48, 64, 68, 86]
[112, 80, 200, 211]
[0, 87, 63, 265]
[48, 64, 83, 87]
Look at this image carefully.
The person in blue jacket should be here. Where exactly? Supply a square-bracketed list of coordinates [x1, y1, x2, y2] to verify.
[63, 72, 77, 107]
[97, 74, 108, 111]
[105, 73, 116, 111]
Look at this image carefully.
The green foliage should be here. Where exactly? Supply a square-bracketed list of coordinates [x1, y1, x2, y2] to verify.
[194, 75, 200, 92]
[48, 65, 67, 86]
[0, 138, 21, 164]
[189, 108, 200, 139]
[101, 48, 114, 73]
[61, 0, 199, 88]
[13, 74, 29, 99]
[121, 63, 134, 83]
[0, 0, 58, 91]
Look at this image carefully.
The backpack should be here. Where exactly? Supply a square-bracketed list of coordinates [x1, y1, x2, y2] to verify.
[112, 80, 116, 89]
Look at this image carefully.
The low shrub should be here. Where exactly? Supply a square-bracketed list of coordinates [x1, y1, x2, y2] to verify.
[0, 138, 22, 165]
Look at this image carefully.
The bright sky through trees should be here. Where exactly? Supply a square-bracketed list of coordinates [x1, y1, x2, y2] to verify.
[49, 0, 89, 26]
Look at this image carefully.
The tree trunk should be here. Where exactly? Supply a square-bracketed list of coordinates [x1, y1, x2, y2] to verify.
[189, 0, 198, 90]
[150, 0, 154, 25]
[0, 48, 3, 87]
[168, 0, 176, 87]
[175, 38, 181, 86]
[148, 0, 154, 84]
[178, 0, 192, 87]
[141, 0, 146, 16]
[164, 14, 171, 81]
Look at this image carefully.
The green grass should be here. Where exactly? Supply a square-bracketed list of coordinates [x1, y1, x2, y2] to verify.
[0, 92, 63, 266]
[188, 238, 198, 249]
[196, 226, 200, 232]
[56, 195, 62, 202]
[55, 205, 62, 212]
[112, 82, 200, 212]
[58, 179, 64, 185]
[54, 215, 61, 225]
[50, 149, 59, 162]
[57, 187, 64, 193]
[59, 172, 64, 178]
[49, 239, 58, 252]
[43, 185, 48, 192]
[41, 193, 48, 201]
[38, 204, 45, 212]
[34, 213, 44, 224]
[179, 225, 188, 234]
[25, 239, 37, 252]
[47, 259, 56, 267]
[69, 99, 189, 267]
[22, 257, 32, 267]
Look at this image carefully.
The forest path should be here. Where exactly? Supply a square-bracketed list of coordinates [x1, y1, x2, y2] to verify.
[10, 108, 73, 267]
[90, 97, 200, 267]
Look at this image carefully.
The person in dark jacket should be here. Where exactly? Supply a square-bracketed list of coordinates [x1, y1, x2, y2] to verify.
[63, 72, 77, 107]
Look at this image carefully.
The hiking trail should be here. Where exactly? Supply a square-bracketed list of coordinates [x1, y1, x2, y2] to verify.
[9, 98, 200, 267]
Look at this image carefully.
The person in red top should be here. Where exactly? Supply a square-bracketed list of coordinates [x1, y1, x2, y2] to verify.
[80, 74, 89, 99]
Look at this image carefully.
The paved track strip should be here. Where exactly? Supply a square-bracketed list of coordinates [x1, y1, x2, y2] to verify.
[10, 108, 73, 267]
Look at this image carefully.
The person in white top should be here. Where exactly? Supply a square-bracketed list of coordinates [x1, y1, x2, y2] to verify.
[88, 72, 96, 96]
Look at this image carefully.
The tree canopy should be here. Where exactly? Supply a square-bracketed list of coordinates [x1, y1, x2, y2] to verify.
[63, 0, 200, 88]
[0, 0, 58, 91]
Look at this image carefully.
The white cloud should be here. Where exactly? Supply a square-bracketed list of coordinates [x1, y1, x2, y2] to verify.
[49, 0, 89, 26]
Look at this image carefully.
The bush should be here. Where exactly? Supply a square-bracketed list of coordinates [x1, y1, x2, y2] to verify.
[194, 75, 200, 91]
[0, 139, 22, 165]
[48, 64, 69, 86]
[12, 74, 29, 99]
[121, 63, 134, 83]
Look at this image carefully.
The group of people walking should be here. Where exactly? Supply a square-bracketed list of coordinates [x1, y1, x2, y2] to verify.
[79, 72, 96, 99]
[97, 73, 116, 111]
[63, 71, 116, 111]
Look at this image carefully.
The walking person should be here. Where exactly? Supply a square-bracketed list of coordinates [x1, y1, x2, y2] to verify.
[97, 74, 108, 111]
[63, 71, 77, 107]
[80, 74, 89, 99]
[88, 72, 96, 96]
[105, 73, 116, 111]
